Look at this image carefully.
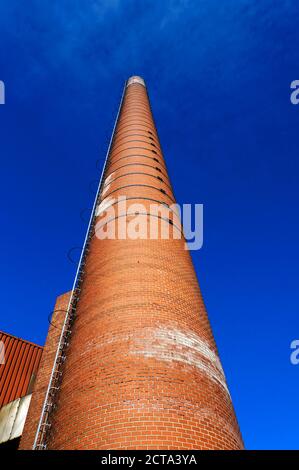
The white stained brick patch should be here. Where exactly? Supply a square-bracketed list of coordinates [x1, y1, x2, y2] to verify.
[130, 326, 230, 396]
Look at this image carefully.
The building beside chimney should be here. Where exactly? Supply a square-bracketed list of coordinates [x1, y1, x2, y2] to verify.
[0, 331, 42, 449]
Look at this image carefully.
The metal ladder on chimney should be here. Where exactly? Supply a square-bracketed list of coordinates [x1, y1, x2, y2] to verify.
[33, 81, 126, 450]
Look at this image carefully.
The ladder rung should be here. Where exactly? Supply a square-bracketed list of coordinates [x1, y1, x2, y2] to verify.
[40, 422, 51, 428]
[36, 443, 47, 450]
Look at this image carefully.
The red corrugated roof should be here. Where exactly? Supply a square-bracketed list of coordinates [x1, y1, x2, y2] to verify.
[0, 331, 43, 407]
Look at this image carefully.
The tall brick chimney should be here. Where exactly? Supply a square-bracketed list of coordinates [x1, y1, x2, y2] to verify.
[20, 76, 243, 450]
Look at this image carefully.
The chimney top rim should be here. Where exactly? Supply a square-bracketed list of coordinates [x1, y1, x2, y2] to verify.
[127, 76, 146, 87]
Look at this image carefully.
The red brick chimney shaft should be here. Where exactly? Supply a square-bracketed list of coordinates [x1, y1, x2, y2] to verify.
[22, 77, 243, 449]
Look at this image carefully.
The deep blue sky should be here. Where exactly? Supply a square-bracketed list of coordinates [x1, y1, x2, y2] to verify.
[0, 0, 298, 450]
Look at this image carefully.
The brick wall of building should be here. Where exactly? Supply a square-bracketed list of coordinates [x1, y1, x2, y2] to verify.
[19, 292, 71, 449]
